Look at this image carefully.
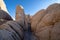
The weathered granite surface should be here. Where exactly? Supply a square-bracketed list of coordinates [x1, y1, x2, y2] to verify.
[0, 3, 60, 40]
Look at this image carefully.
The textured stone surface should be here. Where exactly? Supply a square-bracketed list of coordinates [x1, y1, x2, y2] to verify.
[16, 5, 25, 22]
[36, 3, 60, 32]
[0, 21, 23, 40]
[0, 10, 13, 25]
[0, 30, 15, 40]
[31, 9, 46, 32]
[51, 22, 60, 40]
[31, 3, 60, 40]
[0, 3, 60, 40]
[15, 5, 26, 30]
[0, 10, 13, 20]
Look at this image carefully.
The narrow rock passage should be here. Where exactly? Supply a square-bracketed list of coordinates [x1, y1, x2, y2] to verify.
[23, 15, 32, 40]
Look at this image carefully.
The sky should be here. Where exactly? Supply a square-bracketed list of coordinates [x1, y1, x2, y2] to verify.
[4, 0, 60, 19]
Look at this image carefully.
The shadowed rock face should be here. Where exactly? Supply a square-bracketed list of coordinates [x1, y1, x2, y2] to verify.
[0, 3, 60, 40]
[0, 10, 13, 20]
[0, 10, 13, 25]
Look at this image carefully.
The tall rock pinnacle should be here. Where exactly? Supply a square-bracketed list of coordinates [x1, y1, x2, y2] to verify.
[0, 0, 8, 13]
[15, 5, 25, 26]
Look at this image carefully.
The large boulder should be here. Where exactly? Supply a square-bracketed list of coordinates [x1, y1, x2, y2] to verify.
[36, 3, 60, 32]
[0, 10, 13, 25]
[0, 30, 16, 40]
[31, 9, 47, 32]
[0, 10, 13, 20]
[31, 3, 60, 40]
[0, 21, 24, 40]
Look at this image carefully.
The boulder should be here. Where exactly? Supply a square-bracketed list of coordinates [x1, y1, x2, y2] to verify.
[31, 9, 47, 32]
[31, 3, 60, 40]
[0, 21, 24, 40]
[0, 10, 13, 25]
[36, 3, 60, 33]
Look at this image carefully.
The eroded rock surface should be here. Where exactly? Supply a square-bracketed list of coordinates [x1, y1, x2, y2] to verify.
[0, 3, 60, 40]
[31, 3, 60, 40]
[0, 0, 8, 13]
[0, 10, 13, 25]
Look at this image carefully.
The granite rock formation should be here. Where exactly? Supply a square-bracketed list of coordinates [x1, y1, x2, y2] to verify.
[31, 3, 60, 40]
[0, 3, 60, 40]
[0, 10, 13, 25]
[0, 5, 37, 40]
[0, 0, 8, 13]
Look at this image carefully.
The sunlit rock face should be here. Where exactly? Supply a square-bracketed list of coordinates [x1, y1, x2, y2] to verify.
[15, 5, 25, 25]
[0, 0, 8, 13]
[16, 5, 24, 21]
[31, 9, 46, 32]
[31, 3, 60, 40]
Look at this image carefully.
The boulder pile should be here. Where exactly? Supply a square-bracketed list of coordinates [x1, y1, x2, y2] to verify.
[0, 3, 60, 40]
